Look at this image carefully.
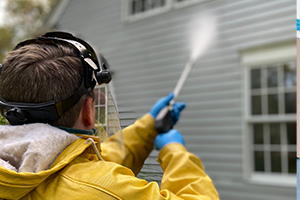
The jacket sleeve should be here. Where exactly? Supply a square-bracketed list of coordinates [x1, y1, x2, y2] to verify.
[101, 114, 157, 175]
[99, 142, 219, 200]
[157, 143, 219, 200]
[100, 114, 219, 199]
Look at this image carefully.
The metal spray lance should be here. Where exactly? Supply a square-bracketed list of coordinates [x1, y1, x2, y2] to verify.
[155, 57, 195, 133]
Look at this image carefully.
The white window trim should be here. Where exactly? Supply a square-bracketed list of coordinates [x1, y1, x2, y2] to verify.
[121, 0, 212, 22]
[240, 41, 296, 187]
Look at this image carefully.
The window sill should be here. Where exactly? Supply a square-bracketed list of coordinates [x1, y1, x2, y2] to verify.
[246, 115, 296, 123]
[246, 173, 296, 188]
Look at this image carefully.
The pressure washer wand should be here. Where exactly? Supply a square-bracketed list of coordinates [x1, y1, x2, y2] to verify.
[170, 58, 195, 107]
[155, 57, 195, 133]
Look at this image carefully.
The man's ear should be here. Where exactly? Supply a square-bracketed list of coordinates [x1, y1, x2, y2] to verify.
[82, 97, 95, 129]
[73, 97, 95, 130]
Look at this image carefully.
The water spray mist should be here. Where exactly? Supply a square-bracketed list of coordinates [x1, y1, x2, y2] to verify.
[155, 13, 217, 133]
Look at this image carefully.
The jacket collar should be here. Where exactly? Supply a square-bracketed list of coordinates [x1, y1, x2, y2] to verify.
[56, 126, 97, 135]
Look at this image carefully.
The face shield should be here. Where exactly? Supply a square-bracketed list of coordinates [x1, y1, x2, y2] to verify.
[93, 84, 126, 160]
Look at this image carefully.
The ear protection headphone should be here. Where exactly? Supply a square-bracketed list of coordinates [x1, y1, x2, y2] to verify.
[0, 31, 112, 125]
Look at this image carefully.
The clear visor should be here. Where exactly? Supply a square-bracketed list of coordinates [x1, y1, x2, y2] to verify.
[93, 84, 126, 160]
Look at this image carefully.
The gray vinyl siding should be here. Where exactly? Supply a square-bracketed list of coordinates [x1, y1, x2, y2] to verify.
[52, 0, 296, 199]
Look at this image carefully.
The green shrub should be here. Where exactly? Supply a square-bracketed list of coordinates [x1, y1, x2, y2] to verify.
[0, 114, 8, 125]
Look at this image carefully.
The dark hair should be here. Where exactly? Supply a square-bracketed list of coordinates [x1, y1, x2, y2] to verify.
[0, 43, 94, 127]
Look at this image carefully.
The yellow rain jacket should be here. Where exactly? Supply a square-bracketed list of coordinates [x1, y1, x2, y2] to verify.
[0, 114, 219, 200]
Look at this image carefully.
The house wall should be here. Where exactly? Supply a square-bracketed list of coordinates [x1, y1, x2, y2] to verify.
[53, 0, 296, 199]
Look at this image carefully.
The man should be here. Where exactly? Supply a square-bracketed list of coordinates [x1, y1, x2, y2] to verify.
[0, 32, 219, 199]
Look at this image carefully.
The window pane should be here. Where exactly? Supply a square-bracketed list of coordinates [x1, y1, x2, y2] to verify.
[99, 107, 106, 124]
[252, 95, 262, 115]
[95, 87, 106, 106]
[271, 152, 282, 172]
[94, 89, 100, 106]
[251, 69, 261, 89]
[254, 151, 265, 171]
[288, 152, 296, 173]
[131, 1, 136, 14]
[270, 123, 280, 144]
[133, 0, 141, 14]
[99, 87, 106, 106]
[286, 122, 296, 145]
[146, 0, 153, 8]
[267, 67, 278, 87]
[141, 0, 146, 12]
[284, 62, 296, 87]
[253, 124, 263, 144]
[268, 94, 278, 114]
[95, 107, 99, 122]
[284, 92, 296, 113]
[153, 0, 164, 8]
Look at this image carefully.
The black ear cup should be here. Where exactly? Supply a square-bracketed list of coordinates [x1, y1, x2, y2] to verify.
[95, 54, 111, 85]
[4, 107, 27, 125]
[96, 71, 111, 84]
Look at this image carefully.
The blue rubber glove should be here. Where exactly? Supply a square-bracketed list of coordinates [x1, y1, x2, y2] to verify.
[149, 93, 186, 126]
[154, 129, 185, 150]
[170, 101, 186, 125]
[149, 93, 174, 118]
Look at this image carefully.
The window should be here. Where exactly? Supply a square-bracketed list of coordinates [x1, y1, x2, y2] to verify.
[250, 63, 296, 174]
[130, 0, 166, 15]
[122, 0, 211, 22]
[241, 42, 296, 187]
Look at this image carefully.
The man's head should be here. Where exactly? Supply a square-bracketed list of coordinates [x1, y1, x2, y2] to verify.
[0, 32, 110, 129]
